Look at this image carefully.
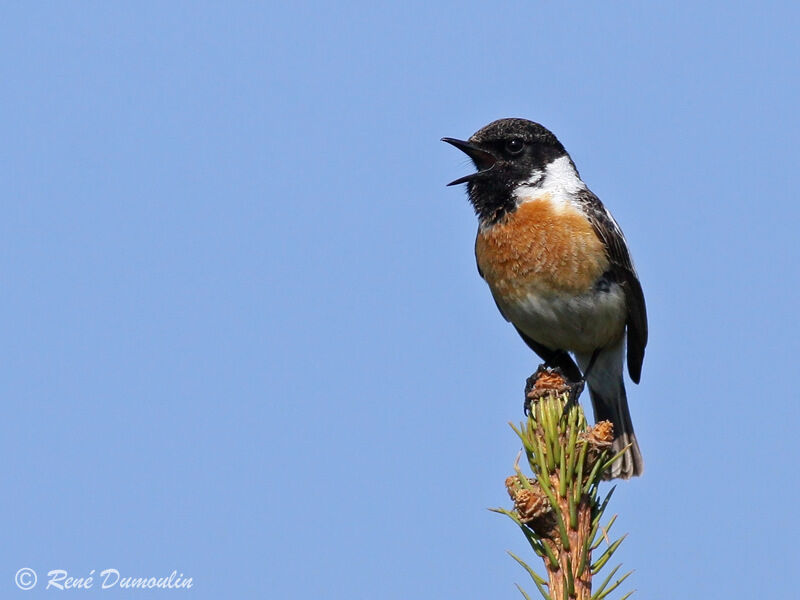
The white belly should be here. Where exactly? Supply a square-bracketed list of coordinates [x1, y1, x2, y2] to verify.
[498, 284, 626, 353]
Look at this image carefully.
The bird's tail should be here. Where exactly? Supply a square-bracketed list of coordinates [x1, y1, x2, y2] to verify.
[577, 342, 643, 479]
[589, 378, 643, 479]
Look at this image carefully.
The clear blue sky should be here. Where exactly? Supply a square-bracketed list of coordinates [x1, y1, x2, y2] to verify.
[2, 2, 799, 598]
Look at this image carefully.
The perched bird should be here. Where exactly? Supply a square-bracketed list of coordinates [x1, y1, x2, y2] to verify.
[443, 118, 647, 479]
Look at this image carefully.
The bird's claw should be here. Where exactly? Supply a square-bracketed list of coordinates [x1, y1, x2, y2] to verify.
[524, 365, 585, 415]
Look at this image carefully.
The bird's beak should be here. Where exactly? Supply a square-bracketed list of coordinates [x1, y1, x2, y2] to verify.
[441, 137, 498, 186]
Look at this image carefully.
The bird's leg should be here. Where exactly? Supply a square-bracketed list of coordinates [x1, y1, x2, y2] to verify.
[547, 350, 585, 407]
[564, 379, 585, 408]
[524, 349, 589, 415]
[544, 350, 583, 382]
[581, 348, 602, 381]
[561, 348, 602, 408]
[524, 364, 551, 414]
[557, 348, 601, 408]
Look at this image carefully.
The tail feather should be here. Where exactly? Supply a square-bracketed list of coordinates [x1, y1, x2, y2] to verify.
[589, 380, 643, 479]
[576, 341, 643, 479]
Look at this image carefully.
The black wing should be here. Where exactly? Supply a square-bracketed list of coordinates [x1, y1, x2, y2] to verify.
[575, 189, 648, 383]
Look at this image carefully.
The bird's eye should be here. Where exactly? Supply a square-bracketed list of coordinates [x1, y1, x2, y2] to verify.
[505, 139, 524, 155]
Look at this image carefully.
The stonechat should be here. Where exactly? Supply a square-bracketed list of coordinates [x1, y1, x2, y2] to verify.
[443, 118, 647, 479]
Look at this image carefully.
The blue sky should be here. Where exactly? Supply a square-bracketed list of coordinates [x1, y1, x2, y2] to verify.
[2, 1, 799, 598]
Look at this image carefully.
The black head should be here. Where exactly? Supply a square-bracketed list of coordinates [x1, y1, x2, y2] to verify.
[442, 118, 569, 223]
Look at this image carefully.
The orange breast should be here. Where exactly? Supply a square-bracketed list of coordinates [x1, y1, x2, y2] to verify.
[475, 195, 609, 301]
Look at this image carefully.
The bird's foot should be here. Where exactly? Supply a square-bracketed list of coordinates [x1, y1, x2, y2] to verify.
[524, 365, 585, 415]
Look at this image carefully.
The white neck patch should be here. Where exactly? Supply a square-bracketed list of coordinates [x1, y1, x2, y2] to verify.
[512, 155, 586, 207]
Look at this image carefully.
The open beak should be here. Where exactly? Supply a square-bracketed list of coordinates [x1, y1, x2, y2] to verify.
[441, 137, 497, 186]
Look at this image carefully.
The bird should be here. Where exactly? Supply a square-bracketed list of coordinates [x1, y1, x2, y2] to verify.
[442, 118, 647, 479]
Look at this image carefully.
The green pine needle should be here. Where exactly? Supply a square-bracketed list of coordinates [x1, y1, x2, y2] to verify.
[515, 582, 537, 600]
[592, 568, 633, 600]
[497, 391, 634, 600]
[591, 535, 628, 574]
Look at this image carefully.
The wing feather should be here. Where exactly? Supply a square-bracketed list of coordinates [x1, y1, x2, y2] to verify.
[575, 190, 648, 383]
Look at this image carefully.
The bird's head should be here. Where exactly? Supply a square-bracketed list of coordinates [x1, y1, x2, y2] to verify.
[442, 118, 570, 223]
